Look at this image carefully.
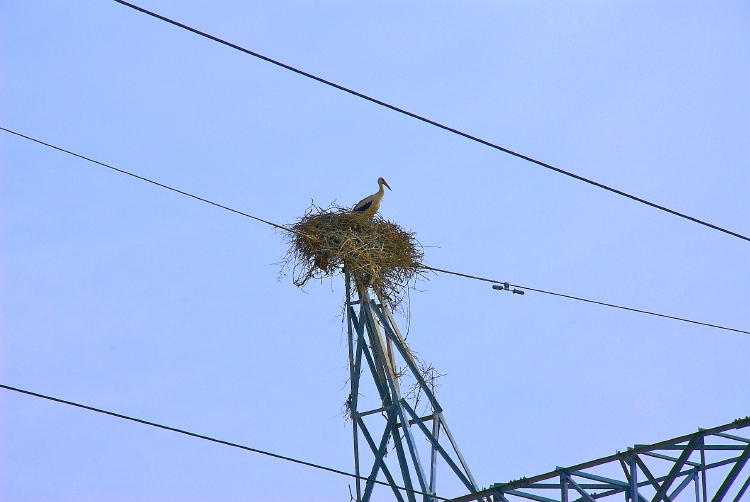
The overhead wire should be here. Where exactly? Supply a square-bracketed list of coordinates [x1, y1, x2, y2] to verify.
[2, 126, 747, 336]
[0, 127, 293, 235]
[112, 0, 750, 244]
[0, 383, 448, 500]
[423, 266, 750, 335]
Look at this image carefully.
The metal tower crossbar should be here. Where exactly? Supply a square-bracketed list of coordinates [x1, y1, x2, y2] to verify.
[450, 416, 750, 502]
[345, 271, 483, 502]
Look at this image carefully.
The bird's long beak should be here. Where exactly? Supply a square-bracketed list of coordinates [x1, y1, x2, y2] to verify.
[383, 180, 391, 191]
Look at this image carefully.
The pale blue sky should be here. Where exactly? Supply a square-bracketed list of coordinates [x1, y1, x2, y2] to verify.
[2, 1, 749, 500]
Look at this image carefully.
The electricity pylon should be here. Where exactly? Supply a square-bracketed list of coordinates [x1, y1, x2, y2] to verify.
[450, 416, 750, 502]
[345, 271, 483, 502]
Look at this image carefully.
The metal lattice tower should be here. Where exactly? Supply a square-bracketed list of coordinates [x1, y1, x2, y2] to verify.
[451, 416, 750, 502]
[345, 271, 483, 502]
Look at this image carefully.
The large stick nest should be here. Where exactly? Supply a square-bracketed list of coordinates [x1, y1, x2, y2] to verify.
[281, 203, 425, 311]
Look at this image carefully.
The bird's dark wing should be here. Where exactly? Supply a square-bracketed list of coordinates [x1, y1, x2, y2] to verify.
[354, 200, 373, 212]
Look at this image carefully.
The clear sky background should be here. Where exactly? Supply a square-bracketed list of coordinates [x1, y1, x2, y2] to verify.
[2, 1, 749, 501]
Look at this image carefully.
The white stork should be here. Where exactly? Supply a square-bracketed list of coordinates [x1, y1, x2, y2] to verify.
[353, 177, 391, 217]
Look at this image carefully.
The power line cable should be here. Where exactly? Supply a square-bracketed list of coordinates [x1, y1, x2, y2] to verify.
[0, 383, 448, 500]
[0, 127, 293, 235]
[423, 266, 750, 335]
[112, 0, 750, 245]
[2, 126, 747, 336]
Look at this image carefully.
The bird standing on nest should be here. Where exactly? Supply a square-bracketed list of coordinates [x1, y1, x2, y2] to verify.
[353, 177, 391, 217]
